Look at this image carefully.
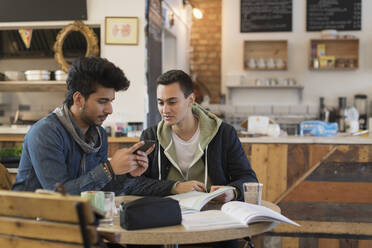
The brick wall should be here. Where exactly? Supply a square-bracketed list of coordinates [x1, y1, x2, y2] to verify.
[190, 0, 222, 104]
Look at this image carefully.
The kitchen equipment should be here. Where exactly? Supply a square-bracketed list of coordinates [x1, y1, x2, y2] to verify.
[4, 71, 25, 81]
[354, 94, 368, 129]
[319, 97, 330, 122]
[24, 70, 50, 81]
[55, 70, 68, 81]
[337, 97, 347, 132]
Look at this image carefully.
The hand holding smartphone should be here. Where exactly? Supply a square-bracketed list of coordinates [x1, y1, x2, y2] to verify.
[133, 140, 156, 154]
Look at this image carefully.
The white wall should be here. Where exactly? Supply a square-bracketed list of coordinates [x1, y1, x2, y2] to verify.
[162, 0, 192, 73]
[0, 0, 193, 126]
[0, 0, 147, 125]
[222, 0, 372, 111]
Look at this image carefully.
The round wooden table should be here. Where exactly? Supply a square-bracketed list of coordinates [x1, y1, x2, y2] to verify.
[98, 196, 280, 246]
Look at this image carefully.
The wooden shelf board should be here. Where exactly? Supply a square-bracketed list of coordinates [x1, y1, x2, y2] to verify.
[0, 81, 66, 92]
[309, 67, 358, 71]
[227, 85, 303, 89]
[0, 135, 140, 143]
[245, 67, 288, 71]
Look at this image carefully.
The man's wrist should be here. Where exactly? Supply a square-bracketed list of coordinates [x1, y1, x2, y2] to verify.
[102, 163, 112, 180]
[171, 181, 181, 194]
[232, 187, 239, 200]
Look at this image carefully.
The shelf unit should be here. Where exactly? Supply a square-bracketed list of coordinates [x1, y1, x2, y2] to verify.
[244, 40, 288, 71]
[0, 81, 66, 92]
[226, 84, 304, 103]
[309, 39, 359, 70]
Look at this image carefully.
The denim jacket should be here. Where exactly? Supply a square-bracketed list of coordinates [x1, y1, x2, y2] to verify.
[12, 113, 111, 195]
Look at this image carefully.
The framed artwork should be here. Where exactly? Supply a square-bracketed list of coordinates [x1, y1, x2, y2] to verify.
[105, 17, 139, 45]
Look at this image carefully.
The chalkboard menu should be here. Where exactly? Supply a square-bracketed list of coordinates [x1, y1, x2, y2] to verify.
[307, 0, 361, 31]
[241, 0, 292, 32]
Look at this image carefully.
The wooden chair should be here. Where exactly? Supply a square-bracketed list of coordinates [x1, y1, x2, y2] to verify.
[0, 190, 105, 248]
[0, 163, 12, 190]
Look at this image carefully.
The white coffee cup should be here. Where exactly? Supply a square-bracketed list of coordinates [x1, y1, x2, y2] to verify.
[267, 58, 275, 69]
[257, 58, 266, 69]
[275, 58, 285, 69]
[248, 58, 256, 69]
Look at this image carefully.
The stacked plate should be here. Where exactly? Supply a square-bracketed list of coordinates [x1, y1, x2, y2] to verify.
[55, 70, 68, 81]
[24, 70, 50, 81]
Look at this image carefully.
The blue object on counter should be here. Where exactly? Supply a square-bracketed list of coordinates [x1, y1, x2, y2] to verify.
[300, 121, 338, 137]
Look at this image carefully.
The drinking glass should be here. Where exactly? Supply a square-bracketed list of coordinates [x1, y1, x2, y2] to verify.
[243, 183, 263, 205]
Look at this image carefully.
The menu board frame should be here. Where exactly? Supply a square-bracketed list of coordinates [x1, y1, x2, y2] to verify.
[306, 0, 362, 32]
[240, 0, 292, 33]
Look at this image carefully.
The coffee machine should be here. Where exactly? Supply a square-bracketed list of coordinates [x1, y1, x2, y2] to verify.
[354, 94, 368, 130]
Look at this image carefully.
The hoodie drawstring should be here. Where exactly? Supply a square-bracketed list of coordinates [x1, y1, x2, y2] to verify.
[158, 141, 161, 180]
[204, 145, 208, 189]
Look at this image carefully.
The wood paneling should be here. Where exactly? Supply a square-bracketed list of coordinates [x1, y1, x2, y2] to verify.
[251, 144, 287, 202]
[287, 144, 310, 188]
[299, 237, 318, 248]
[274, 221, 372, 236]
[282, 181, 372, 204]
[282, 237, 299, 248]
[358, 240, 372, 248]
[275, 146, 337, 204]
[328, 145, 372, 163]
[279, 201, 372, 222]
[339, 239, 358, 248]
[318, 238, 339, 248]
[307, 162, 372, 182]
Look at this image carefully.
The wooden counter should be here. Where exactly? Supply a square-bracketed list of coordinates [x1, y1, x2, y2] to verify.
[2, 134, 372, 246]
[242, 140, 372, 247]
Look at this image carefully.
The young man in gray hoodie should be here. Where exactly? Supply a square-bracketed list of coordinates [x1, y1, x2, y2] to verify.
[13, 57, 152, 195]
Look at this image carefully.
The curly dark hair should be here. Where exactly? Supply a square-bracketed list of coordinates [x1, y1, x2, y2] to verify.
[156, 70, 193, 98]
[64, 56, 130, 107]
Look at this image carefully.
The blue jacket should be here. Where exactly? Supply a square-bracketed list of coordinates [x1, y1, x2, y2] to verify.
[12, 113, 111, 195]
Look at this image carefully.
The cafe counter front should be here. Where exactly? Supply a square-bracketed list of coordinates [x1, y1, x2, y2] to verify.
[240, 136, 372, 247]
[2, 134, 372, 246]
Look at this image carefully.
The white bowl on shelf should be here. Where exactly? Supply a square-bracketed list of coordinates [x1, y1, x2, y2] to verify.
[55, 70, 68, 81]
[321, 29, 338, 39]
[4, 71, 25, 81]
[24, 70, 50, 81]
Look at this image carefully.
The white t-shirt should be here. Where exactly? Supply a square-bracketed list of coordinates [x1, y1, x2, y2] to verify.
[171, 125, 200, 177]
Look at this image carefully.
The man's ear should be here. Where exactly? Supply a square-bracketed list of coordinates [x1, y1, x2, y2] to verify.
[72, 91, 85, 109]
[188, 92, 195, 107]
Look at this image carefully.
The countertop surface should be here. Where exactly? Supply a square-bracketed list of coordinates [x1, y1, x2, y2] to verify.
[239, 135, 372, 144]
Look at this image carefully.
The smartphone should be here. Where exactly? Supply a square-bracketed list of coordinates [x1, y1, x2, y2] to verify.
[134, 140, 156, 153]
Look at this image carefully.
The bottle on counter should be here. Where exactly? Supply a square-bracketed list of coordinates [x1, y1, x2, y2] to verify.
[319, 97, 329, 122]
[337, 97, 347, 132]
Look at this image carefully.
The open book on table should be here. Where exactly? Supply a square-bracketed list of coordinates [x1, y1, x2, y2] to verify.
[168, 186, 235, 213]
[182, 201, 299, 230]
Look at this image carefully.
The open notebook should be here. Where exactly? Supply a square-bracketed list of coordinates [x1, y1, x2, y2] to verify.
[168, 187, 235, 213]
[168, 186, 234, 214]
[182, 201, 299, 230]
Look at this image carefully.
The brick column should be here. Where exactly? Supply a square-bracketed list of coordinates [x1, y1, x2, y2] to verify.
[190, 0, 222, 104]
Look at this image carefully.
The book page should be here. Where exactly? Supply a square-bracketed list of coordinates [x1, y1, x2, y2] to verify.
[221, 201, 299, 226]
[182, 210, 247, 230]
[168, 186, 235, 211]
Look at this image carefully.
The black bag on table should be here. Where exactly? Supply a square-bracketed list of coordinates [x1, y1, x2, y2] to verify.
[120, 196, 182, 230]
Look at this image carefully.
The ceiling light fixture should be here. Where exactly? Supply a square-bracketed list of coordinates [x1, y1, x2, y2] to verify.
[183, 0, 203, 19]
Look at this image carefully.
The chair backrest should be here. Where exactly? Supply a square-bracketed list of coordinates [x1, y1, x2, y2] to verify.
[0, 190, 100, 248]
[0, 163, 12, 190]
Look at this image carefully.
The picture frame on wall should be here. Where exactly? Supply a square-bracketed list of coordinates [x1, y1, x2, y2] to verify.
[105, 16, 138, 45]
